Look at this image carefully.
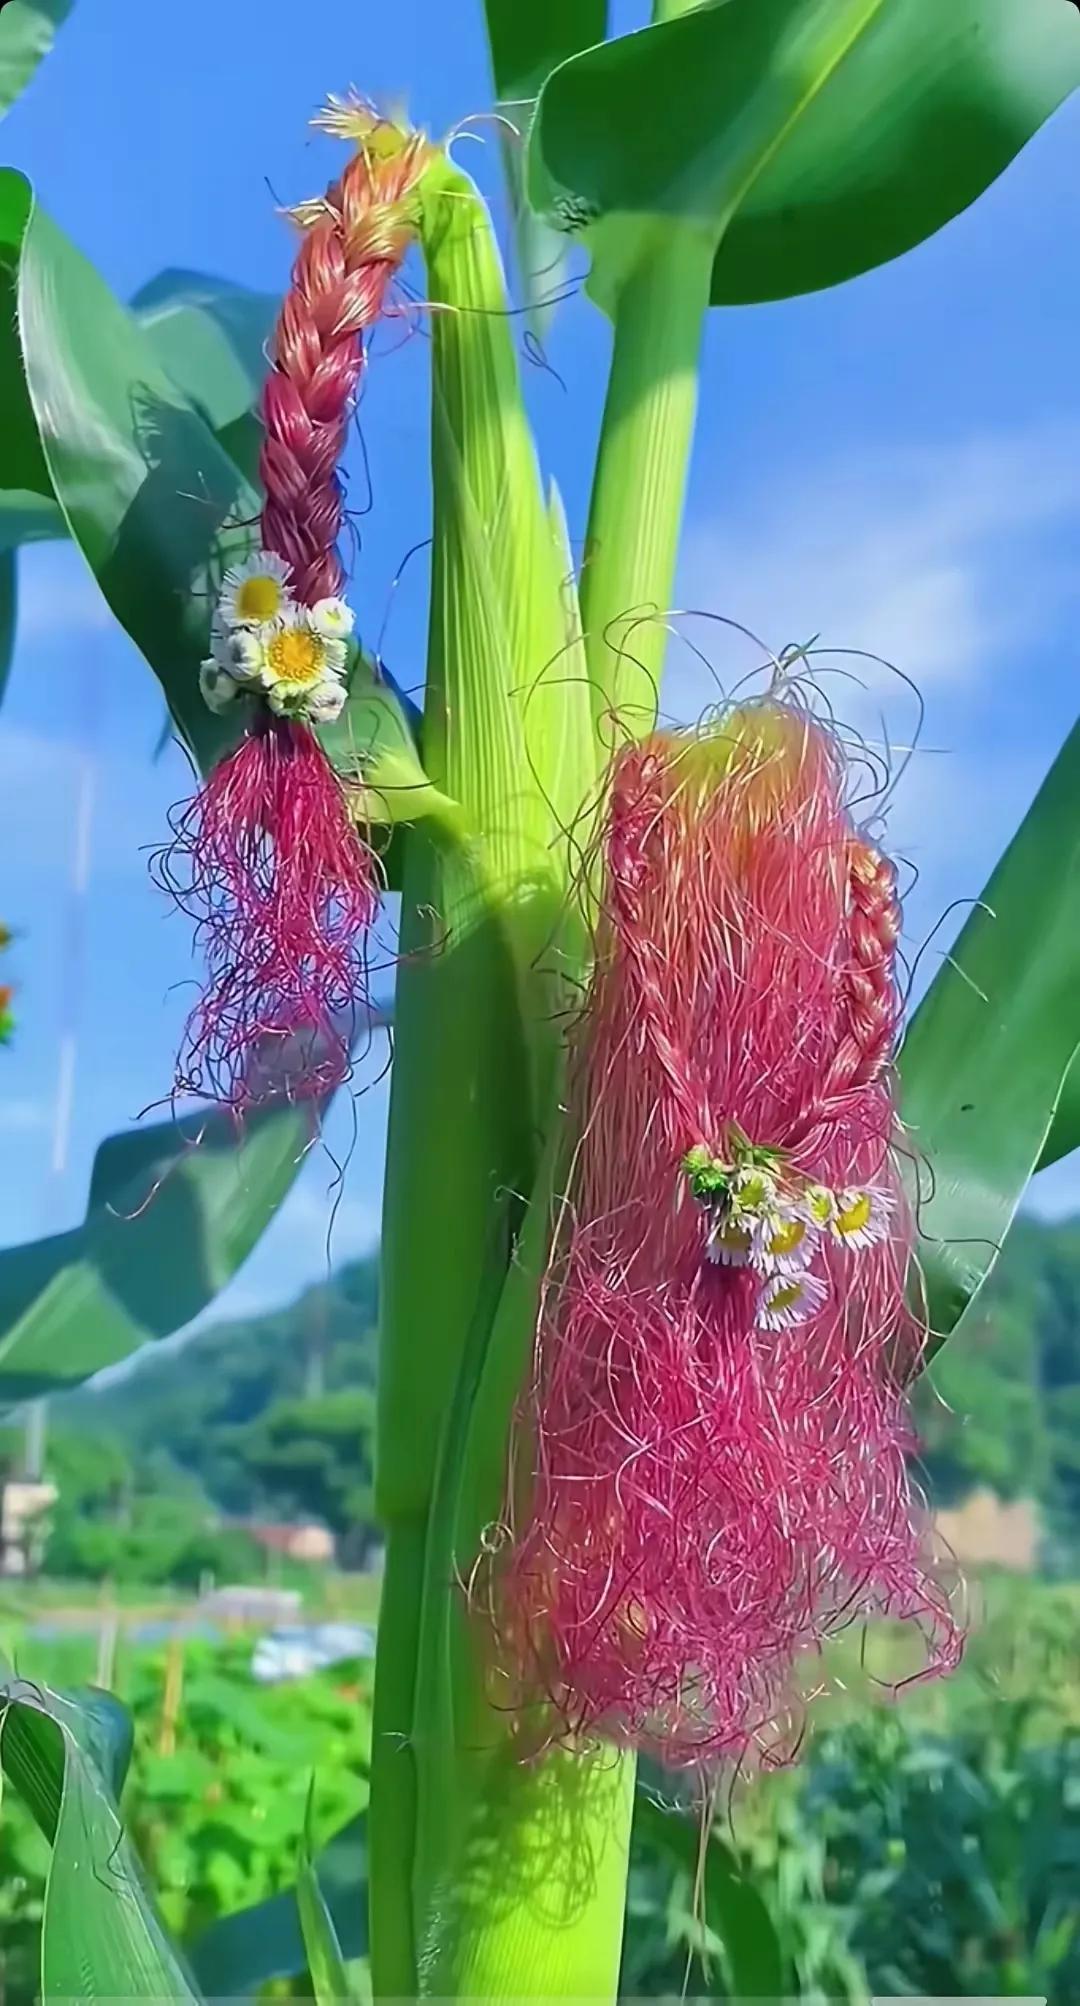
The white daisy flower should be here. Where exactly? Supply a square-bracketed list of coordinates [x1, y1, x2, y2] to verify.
[830, 1185, 893, 1252]
[219, 549, 293, 629]
[729, 1164, 780, 1220]
[309, 596, 356, 642]
[706, 1215, 754, 1267]
[754, 1205, 818, 1276]
[199, 660, 240, 715]
[261, 608, 348, 698]
[756, 1268, 828, 1333]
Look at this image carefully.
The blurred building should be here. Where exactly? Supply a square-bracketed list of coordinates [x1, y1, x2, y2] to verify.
[0, 1478, 58, 1577]
[936, 1488, 1039, 1571]
[245, 1520, 337, 1564]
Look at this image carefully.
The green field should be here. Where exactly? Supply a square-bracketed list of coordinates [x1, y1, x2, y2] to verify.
[3, 1570, 1079, 2004]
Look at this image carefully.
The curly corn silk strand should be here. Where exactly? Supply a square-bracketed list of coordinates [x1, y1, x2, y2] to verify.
[161, 721, 378, 1111]
[492, 702, 962, 1768]
[166, 122, 428, 1110]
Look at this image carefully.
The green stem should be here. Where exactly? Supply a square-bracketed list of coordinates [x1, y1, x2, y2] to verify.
[370, 156, 582, 2000]
[579, 226, 714, 738]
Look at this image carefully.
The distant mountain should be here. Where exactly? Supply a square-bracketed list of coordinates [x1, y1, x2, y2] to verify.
[65, 1255, 378, 1521]
[62, 1212, 1080, 1547]
[915, 1213, 1080, 1541]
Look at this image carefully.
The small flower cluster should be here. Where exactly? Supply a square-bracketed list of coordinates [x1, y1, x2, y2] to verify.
[682, 1126, 891, 1332]
[0, 922, 13, 1046]
[200, 551, 355, 726]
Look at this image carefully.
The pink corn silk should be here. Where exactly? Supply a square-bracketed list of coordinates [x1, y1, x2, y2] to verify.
[494, 704, 962, 1767]
[165, 720, 379, 1112]
[170, 140, 425, 1109]
[261, 142, 424, 604]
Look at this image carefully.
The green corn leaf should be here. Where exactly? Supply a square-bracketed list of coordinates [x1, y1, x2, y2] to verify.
[481, 0, 608, 332]
[0, 269, 271, 555]
[633, 1791, 787, 2000]
[1, 185, 426, 816]
[132, 267, 275, 430]
[1, 1676, 134, 1824]
[0, 1101, 335, 1403]
[298, 1779, 356, 2005]
[132, 268, 276, 488]
[0, 178, 54, 502]
[321, 654, 458, 832]
[1037, 1048, 1080, 1172]
[0, 0, 72, 119]
[527, 0, 1080, 311]
[899, 718, 1080, 1352]
[190, 1814, 367, 1994]
[0, 1672, 197, 2002]
[0, 167, 257, 774]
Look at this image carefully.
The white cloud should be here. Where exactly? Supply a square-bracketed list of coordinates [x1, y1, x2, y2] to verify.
[0, 1096, 49, 1134]
[671, 418, 1080, 717]
[283, 1181, 381, 1264]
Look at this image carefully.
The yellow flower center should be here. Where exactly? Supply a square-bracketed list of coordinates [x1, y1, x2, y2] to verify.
[734, 1171, 771, 1213]
[806, 1186, 834, 1226]
[766, 1216, 807, 1258]
[768, 1280, 804, 1315]
[236, 576, 286, 622]
[266, 628, 324, 687]
[836, 1192, 873, 1238]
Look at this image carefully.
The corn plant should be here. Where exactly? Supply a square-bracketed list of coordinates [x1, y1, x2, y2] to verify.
[3, 0, 1080, 1999]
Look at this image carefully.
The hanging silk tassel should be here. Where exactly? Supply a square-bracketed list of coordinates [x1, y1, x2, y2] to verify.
[164, 106, 432, 1110]
[492, 700, 962, 1767]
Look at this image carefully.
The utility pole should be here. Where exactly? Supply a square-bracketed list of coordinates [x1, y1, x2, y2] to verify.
[24, 652, 99, 1489]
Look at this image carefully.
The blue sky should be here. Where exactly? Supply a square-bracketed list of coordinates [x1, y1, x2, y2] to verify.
[2, 0, 1080, 1338]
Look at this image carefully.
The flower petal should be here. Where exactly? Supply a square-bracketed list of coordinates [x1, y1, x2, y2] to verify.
[310, 596, 356, 641]
[199, 660, 240, 714]
[756, 1268, 828, 1332]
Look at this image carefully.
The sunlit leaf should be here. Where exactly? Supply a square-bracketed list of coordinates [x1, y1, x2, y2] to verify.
[0, 168, 257, 774]
[480, 0, 607, 332]
[0, 1671, 197, 2002]
[132, 268, 276, 488]
[298, 1778, 356, 2005]
[528, 0, 1080, 309]
[899, 719, 1080, 1351]
[0, 1101, 337, 1403]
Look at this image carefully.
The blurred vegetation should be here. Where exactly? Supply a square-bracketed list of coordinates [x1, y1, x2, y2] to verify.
[2, 1581, 1080, 2004]
[917, 1213, 1080, 1547]
[0, 1633, 369, 2005]
[0, 1259, 379, 1586]
[2, 1223, 1080, 1995]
